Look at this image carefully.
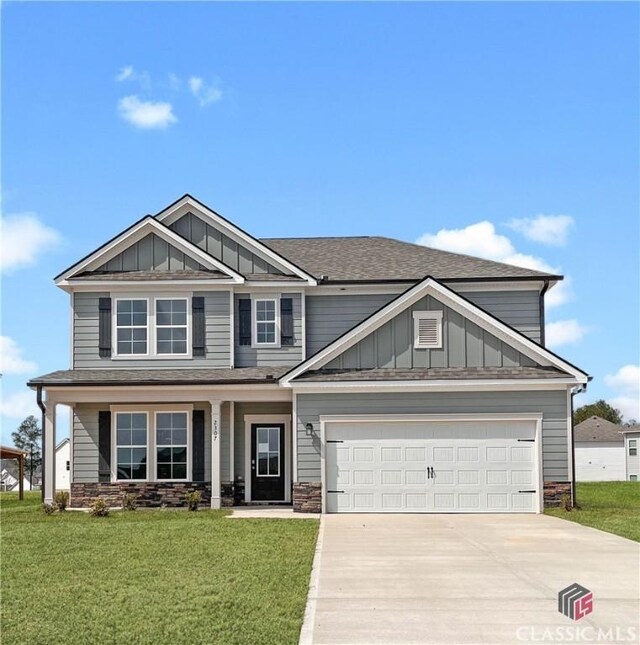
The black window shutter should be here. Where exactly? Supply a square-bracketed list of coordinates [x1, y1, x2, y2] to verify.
[281, 297, 294, 346]
[192, 410, 205, 482]
[192, 296, 206, 357]
[98, 297, 112, 358]
[238, 299, 252, 346]
[98, 411, 111, 482]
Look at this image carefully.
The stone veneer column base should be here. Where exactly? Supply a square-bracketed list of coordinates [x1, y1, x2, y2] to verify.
[70, 482, 212, 509]
[292, 482, 322, 513]
[543, 481, 572, 508]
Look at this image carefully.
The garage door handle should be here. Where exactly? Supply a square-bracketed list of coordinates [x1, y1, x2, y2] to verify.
[327, 490, 344, 494]
[518, 490, 536, 493]
[517, 439, 535, 442]
[327, 440, 344, 444]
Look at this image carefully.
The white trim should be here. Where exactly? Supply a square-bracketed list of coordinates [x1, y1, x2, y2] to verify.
[412, 310, 443, 349]
[56, 217, 245, 284]
[251, 295, 280, 348]
[70, 292, 74, 369]
[229, 402, 235, 483]
[111, 410, 149, 483]
[319, 413, 544, 514]
[154, 410, 192, 482]
[62, 279, 239, 291]
[154, 297, 190, 357]
[156, 196, 317, 284]
[113, 296, 151, 358]
[243, 414, 291, 503]
[292, 392, 298, 482]
[567, 388, 573, 505]
[300, 291, 306, 361]
[229, 291, 235, 368]
[210, 401, 222, 509]
[448, 280, 548, 293]
[281, 276, 589, 385]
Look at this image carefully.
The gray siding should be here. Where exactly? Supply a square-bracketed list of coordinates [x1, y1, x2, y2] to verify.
[72, 402, 217, 484]
[73, 291, 231, 368]
[170, 212, 282, 275]
[460, 290, 541, 343]
[296, 390, 569, 482]
[233, 401, 293, 480]
[305, 294, 396, 357]
[325, 295, 538, 370]
[234, 294, 303, 367]
[97, 233, 205, 272]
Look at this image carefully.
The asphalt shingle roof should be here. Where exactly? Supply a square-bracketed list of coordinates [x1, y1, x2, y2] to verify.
[294, 366, 569, 382]
[28, 367, 289, 387]
[574, 416, 624, 443]
[260, 236, 561, 283]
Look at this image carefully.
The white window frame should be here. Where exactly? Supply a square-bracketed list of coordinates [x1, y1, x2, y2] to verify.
[251, 296, 280, 348]
[114, 297, 150, 357]
[113, 411, 149, 482]
[154, 410, 192, 482]
[154, 297, 190, 357]
[412, 310, 444, 349]
[110, 404, 193, 483]
[112, 294, 192, 360]
[629, 439, 637, 457]
[630, 475, 638, 481]
[255, 426, 281, 477]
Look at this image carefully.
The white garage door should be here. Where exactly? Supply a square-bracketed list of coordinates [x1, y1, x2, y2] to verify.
[325, 419, 540, 513]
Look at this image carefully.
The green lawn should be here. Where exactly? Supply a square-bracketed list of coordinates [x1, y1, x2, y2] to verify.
[545, 481, 640, 542]
[1, 492, 318, 645]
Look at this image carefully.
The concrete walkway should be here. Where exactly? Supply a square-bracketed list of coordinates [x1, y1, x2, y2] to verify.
[228, 505, 320, 519]
[301, 514, 640, 644]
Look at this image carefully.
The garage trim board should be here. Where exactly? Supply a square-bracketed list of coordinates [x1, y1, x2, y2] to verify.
[319, 414, 544, 514]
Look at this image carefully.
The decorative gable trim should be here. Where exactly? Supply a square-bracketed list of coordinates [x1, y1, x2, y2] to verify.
[280, 276, 589, 385]
[155, 194, 317, 285]
[55, 216, 245, 285]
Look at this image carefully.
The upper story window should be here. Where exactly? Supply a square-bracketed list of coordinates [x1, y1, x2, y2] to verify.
[629, 439, 637, 457]
[254, 299, 278, 346]
[116, 300, 148, 355]
[156, 299, 188, 355]
[113, 297, 191, 359]
[413, 311, 443, 349]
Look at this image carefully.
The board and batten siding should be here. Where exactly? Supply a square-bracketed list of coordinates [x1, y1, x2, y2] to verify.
[170, 212, 283, 275]
[295, 390, 569, 482]
[72, 402, 229, 484]
[97, 233, 206, 272]
[462, 290, 541, 343]
[73, 291, 231, 368]
[234, 294, 303, 367]
[324, 295, 538, 370]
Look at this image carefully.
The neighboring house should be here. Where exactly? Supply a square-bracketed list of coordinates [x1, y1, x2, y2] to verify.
[623, 428, 640, 481]
[0, 468, 38, 492]
[574, 416, 625, 481]
[28, 194, 590, 513]
[56, 438, 71, 490]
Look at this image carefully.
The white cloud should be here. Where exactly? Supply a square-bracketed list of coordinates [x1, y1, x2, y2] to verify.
[188, 76, 223, 106]
[605, 364, 640, 421]
[416, 221, 571, 307]
[115, 65, 151, 89]
[117, 95, 177, 130]
[545, 320, 589, 348]
[0, 213, 61, 272]
[116, 65, 134, 82]
[0, 337, 37, 375]
[508, 214, 574, 246]
[0, 391, 39, 421]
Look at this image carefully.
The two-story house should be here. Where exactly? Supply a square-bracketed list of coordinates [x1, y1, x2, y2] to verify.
[29, 195, 589, 513]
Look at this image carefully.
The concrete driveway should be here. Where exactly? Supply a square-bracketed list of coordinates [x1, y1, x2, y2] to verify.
[300, 514, 640, 644]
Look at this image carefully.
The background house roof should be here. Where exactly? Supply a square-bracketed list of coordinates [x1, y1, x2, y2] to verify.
[261, 236, 561, 283]
[574, 416, 624, 443]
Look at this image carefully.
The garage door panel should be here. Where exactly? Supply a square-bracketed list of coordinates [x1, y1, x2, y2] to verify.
[325, 420, 539, 513]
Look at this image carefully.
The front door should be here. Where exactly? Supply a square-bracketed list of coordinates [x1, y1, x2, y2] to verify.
[251, 424, 286, 501]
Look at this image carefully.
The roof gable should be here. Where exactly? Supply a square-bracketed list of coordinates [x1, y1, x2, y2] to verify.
[55, 217, 244, 284]
[156, 195, 316, 284]
[281, 276, 589, 385]
[574, 416, 624, 443]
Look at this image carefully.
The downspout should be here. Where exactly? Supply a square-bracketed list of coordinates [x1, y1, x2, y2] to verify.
[539, 281, 549, 346]
[570, 384, 587, 508]
[36, 385, 46, 503]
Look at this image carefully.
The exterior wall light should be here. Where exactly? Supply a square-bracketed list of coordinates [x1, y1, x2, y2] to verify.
[305, 423, 314, 436]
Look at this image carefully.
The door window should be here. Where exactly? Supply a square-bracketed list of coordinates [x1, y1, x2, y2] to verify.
[256, 427, 280, 476]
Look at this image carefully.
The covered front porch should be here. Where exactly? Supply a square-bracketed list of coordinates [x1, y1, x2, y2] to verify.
[33, 376, 295, 510]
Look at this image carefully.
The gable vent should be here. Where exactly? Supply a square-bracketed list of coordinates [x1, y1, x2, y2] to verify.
[413, 311, 443, 349]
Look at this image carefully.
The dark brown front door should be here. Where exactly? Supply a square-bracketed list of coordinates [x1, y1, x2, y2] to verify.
[251, 424, 285, 501]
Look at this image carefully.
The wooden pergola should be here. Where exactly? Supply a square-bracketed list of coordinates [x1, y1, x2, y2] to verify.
[0, 445, 27, 500]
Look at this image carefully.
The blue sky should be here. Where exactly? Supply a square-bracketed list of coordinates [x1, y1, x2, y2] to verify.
[2, 2, 639, 442]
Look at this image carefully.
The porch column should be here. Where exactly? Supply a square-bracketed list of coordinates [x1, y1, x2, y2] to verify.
[210, 401, 222, 509]
[43, 400, 57, 504]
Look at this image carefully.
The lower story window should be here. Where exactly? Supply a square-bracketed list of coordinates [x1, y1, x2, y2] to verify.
[116, 412, 148, 480]
[156, 412, 188, 480]
[630, 475, 638, 481]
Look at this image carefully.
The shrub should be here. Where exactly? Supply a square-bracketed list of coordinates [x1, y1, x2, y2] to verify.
[89, 497, 109, 517]
[122, 493, 138, 511]
[54, 491, 69, 511]
[42, 503, 57, 515]
[184, 490, 201, 511]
